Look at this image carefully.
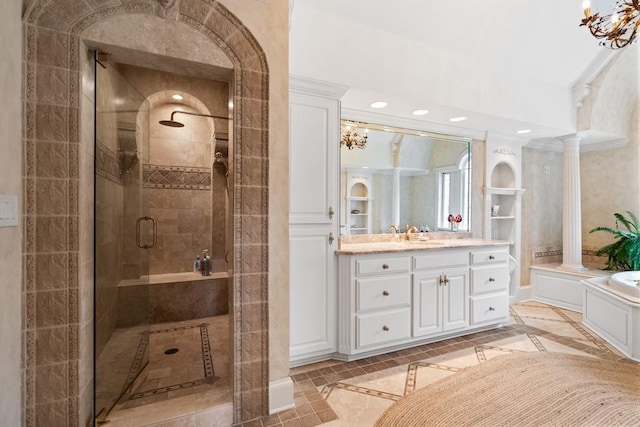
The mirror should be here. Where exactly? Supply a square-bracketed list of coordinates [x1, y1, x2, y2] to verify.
[340, 120, 472, 235]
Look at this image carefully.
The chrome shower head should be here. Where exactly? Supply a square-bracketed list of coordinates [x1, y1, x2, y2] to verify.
[159, 110, 229, 129]
[159, 119, 184, 127]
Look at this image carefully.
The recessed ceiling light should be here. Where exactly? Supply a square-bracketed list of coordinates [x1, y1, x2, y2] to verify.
[516, 129, 532, 134]
[362, 166, 369, 169]
[449, 116, 467, 122]
[172, 94, 184, 101]
[370, 101, 388, 109]
[412, 109, 429, 116]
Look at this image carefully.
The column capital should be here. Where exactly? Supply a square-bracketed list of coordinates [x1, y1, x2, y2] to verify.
[560, 134, 582, 146]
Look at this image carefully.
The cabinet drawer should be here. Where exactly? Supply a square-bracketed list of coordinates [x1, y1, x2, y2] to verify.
[470, 249, 508, 265]
[470, 265, 509, 294]
[357, 309, 411, 348]
[356, 256, 410, 276]
[470, 294, 509, 324]
[357, 275, 410, 312]
[414, 250, 468, 271]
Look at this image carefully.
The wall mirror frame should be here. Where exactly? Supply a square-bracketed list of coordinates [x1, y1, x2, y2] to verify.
[340, 118, 473, 236]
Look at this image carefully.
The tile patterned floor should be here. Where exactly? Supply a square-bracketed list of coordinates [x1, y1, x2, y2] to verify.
[236, 302, 631, 427]
[99, 303, 633, 426]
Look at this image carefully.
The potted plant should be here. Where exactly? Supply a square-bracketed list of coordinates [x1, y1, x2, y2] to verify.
[589, 211, 640, 271]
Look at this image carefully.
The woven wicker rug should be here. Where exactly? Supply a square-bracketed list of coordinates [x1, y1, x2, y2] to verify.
[375, 352, 640, 426]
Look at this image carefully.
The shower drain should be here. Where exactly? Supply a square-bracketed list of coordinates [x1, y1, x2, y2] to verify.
[164, 348, 179, 355]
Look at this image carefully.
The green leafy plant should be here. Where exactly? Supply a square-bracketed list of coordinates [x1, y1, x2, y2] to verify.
[590, 211, 640, 271]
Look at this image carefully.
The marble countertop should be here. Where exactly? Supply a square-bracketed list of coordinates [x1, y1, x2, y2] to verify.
[335, 238, 511, 255]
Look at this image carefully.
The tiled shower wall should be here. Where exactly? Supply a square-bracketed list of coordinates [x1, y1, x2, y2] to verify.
[117, 65, 230, 274]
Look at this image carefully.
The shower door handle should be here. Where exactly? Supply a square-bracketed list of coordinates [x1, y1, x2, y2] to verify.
[136, 216, 157, 249]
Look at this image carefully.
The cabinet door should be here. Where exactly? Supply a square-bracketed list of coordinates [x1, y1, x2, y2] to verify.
[413, 271, 443, 337]
[289, 92, 339, 225]
[289, 226, 336, 361]
[442, 267, 469, 332]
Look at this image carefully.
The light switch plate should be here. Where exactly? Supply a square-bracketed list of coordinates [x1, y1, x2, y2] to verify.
[0, 195, 19, 227]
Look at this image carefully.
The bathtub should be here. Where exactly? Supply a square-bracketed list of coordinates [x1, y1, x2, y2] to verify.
[608, 271, 640, 299]
[117, 271, 229, 326]
[582, 271, 640, 362]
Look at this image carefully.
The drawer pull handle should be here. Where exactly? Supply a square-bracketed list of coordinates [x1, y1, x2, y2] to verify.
[489, 255, 495, 260]
[489, 306, 495, 311]
[382, 290, 389, 296]
[382, 264, 389, 270]
[489, 277, 495, 282]
[382, 325, 389, 331]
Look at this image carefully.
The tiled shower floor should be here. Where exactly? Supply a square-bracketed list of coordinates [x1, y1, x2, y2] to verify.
[103, 315, 232, 426]
[240, 302, 631, 427]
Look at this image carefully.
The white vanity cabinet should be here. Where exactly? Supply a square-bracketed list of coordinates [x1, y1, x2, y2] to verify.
[338, 253, 412, 355]
[469, 248, 510, 325]
[337, 243, 510, 360]
[413, 249, 470, 337]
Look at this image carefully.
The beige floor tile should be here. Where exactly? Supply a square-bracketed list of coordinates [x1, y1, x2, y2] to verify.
[522, 318, 586, 339]
[535, 336, 599, 357]
[558, 308, 583, 322]
[413, 365, 456, 390]
[324, 387, 395, 427]
[484, 335, 542, 353]
[424, 346, 481, 368]
[511, 304, 565, 320]
[340, 365, 409, 397]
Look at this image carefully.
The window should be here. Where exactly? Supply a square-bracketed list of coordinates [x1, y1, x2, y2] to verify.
[437, 153, 470, 231]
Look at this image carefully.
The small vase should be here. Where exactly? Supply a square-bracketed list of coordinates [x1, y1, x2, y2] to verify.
[450, 222, 458, 231]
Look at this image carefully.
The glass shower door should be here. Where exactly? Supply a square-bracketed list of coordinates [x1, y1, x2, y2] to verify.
[93, 51, 151, 420]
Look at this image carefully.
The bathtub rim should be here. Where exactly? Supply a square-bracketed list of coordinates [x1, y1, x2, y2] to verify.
[608, 271, 640, 298]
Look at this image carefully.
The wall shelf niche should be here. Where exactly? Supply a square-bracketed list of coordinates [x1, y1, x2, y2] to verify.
[345, 174, 372, 234]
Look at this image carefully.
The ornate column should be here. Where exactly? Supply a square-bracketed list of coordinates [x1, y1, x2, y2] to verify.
[560, 135, 586, 271]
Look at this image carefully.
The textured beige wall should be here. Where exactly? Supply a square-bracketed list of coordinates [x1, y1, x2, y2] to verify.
[0, 0, 22, 424]
[580, 46, 640, 254]
[582, 106, 640, 252]
[521, 148, 564, 284]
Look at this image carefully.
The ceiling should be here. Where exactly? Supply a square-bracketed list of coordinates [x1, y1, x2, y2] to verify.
[289, 0, 617, 142]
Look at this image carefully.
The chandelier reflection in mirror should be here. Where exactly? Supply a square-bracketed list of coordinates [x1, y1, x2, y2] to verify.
[581, 0, 640, 49]
[341, 122, 368, 150]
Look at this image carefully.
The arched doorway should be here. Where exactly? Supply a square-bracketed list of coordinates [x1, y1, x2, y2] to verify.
[22, 1, 270, 424]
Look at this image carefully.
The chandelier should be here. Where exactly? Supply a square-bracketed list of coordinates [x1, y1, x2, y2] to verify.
[340, 124, 368, 150]
[581, 0, 640, 49]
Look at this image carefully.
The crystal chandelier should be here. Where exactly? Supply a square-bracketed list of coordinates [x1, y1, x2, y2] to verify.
[340, 124, 368, 150]
[581, 0, 640, 49]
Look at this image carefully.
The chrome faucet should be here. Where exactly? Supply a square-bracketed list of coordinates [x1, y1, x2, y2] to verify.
[405, 225, 419, 240]
[388, 224, 399, 234]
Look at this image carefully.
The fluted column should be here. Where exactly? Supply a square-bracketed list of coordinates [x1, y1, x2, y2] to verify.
[560, 135, 586, 271]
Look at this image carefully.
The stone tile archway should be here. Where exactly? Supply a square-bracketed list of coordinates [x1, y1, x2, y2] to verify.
[22, 0, 269, 424]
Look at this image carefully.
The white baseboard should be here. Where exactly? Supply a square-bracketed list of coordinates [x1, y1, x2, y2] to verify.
[269, 377, 295, 415]
[510, 285, 532, 304]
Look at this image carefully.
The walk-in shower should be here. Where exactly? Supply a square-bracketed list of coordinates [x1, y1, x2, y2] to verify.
[94, 56, 233, 421]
